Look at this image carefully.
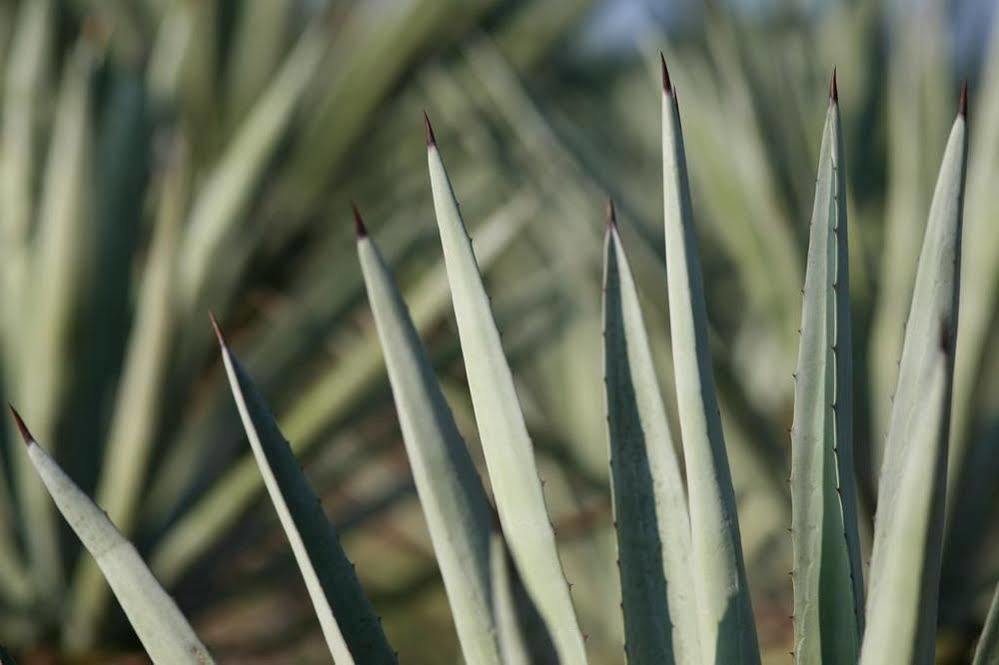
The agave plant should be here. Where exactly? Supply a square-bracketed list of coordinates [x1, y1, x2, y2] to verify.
[0, 0, 596, 660]
[8, 42, 998, 665]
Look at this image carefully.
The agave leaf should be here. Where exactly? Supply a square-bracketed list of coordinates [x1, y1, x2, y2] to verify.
[356, 212, 501, 665]
[178, 25, 325, 311]
[214, 319, 396, 665]
[869, 3, 954, 454]
[141, 209, 430, 529]
[223, 0, 292, 127]
[146, 0, 196, 106]
[973, 583, 999, 665]
[489, 526, 561, 665]
[1, 0, 52, 383]
[790, 81, 865, 664]
[860, 101, 968, 665]
[490, 533, 531, 665]
[0, 10, 54, 592]
[659, 57, 759, 664]
[602, 210, 699, 664]
[149, 198, 528, 587]
[17, 38, 97, 606]
[9, 408, 213, 664]
[859, 336, 953, 665]
[426, 117, 587, 664]
[949, 21, 999, 510]
[65, 137, 189, 649]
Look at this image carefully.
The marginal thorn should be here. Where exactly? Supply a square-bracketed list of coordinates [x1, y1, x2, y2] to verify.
[959, 81, 968, 117]
[660, 52, 672, 94]
[8, 405, 33, 445]
[209, 311, 227, 348]
[351, 202, 367, 238]
[830, 67, 838, 102]
[423, 110, 436, 146]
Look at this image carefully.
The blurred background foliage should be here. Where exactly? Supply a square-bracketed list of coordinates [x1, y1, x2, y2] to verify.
[0, 0, 994, 662]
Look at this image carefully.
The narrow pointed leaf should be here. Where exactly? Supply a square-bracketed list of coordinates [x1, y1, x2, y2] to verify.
[357, 224, 502, 665]
[216, 327, 396, 664]
[490, 533, 531, 665]
[0, 0, 54, 603]
[11, 410, 213, 664]
[426, 125, 587, 664]
[18, 38, 97, 604]
[790, 92, 865, 664]
[178, 26, 325, 311]
[860, 108, 968, 665]
[66, 138, 189, 648]
[602, 217, 700, 664]
[489, 528, 560, 665]
[859, 338, 953, 665]
[660, 61, 760, 664]
[973, 583, 999, 665]
[149, 200, 527, 588]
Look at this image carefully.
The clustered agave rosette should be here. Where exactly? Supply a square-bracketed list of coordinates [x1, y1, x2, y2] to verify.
[5, 53, 997, 665]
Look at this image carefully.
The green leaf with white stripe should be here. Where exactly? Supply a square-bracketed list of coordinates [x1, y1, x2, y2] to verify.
[356, 212, 502, 665]
[425, 117, 587, 665]
[790, 82, 865, 665]
[973, 583, 999, 665]
[214, 321, 396, 665]
[860, 101, 968, 665]
[659, 57, 759, 665]
[602, 210, 699, 665]
[9, 408, 213, 665]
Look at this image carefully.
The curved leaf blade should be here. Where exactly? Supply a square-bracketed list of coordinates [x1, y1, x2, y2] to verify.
[602, 212, 700, 664]
[214, 322, 395, 665]
[659, 57, 759, 664]
[356, 217, 502, 665]
[9, 409, 213, 665]
[973, 583, 999, 665]
[860, 104, 968, 665]
[426, 119, 587, 664]
[790, 86, 865, 664]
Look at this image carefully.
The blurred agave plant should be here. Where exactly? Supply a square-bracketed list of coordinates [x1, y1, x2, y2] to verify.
[8, 35, 999, 665]
[0, 0, 593, 661]
[1, 0, 998, 663]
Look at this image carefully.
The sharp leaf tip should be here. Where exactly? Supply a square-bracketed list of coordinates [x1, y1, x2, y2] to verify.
[660, 52, 672, 94]
[605, 198, 617, 230]
[209, 311, 227, 348]
[423, 110, 436, 146]
[959, 81, 968, 117]
[830, 67, 838, 102]
[352, 202, 367, 238]
[8, 405, 33, 445]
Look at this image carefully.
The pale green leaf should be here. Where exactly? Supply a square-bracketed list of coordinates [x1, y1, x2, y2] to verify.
[0, 0, 49, 604]
[949, 18, 999, 511]
[602, 213, 699, 665]
[973, 583, 999, 665]
[660, 59, 759, 664]
[489, 529, 560, 665]
[790, 88, 865, 664]
[356, 218, 501, 665]
[860, 106, 968, 665]
[426, 121, 587, 664]
[178, 26, 325, 311]
[65, 137, 189, 649]
[149, 197, 528, 588]
[215, 322, 396, 665]
[10, 409, 213, 665]
[17, 38, 97, 606]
